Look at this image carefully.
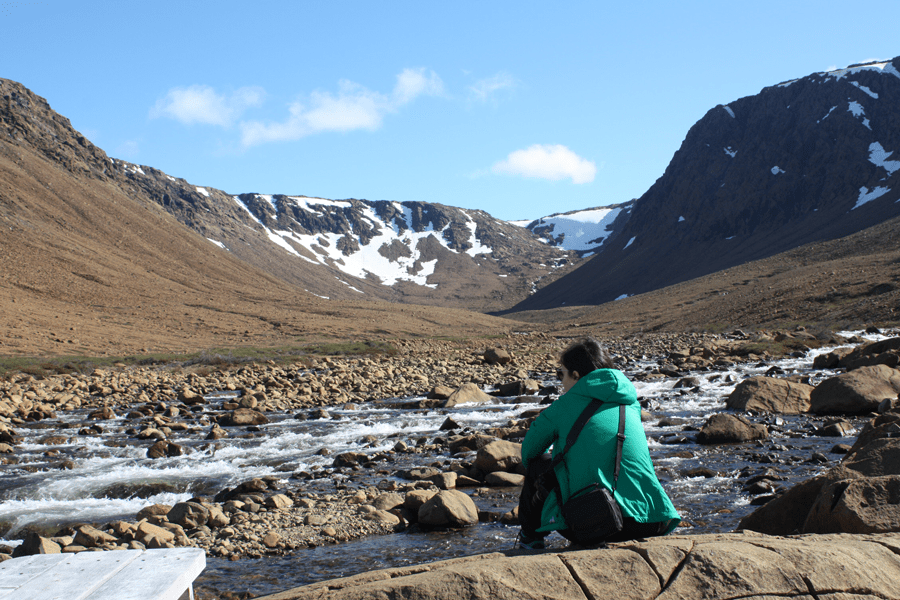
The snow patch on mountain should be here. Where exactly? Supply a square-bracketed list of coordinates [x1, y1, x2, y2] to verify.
[513, 206, 625, 254]
[229, 196, 505, 289]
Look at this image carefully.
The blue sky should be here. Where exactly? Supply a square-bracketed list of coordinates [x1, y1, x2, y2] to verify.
[4, 1, 900, 221]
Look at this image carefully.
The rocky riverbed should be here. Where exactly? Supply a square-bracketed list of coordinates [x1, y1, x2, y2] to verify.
[2, 327, 898, 598]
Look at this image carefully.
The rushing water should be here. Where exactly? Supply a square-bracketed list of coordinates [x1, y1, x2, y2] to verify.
[0, 331, 888, 597]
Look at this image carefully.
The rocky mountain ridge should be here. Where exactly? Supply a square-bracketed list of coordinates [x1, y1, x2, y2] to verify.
[513, 57, 900, 311]
[1, 76, 580, 312]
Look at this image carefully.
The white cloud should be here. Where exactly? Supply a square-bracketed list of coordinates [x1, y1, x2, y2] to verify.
[150, 85, 265, 126]
[468, 72, 516, 102]
[116, 140, 140, 159]
[492, 144, 596, 184]
[240, 68, 443, 147]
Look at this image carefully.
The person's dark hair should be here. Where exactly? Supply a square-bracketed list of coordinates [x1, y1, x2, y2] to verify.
[560, 337, 613, 377]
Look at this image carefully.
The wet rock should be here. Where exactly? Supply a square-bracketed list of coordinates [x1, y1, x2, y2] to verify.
[697, 413, 768, 444]
[810, 365, 900, 414]
[206, 425, 228, 440]
[218, 408, 269, 426]
[725, 376, 813, 414]
[443, 383, 494, 408]
[439, 417, 461, 431]
[816, 420, 854, 437]
[474, 440, 522, 473]
[418, 490, 478, 527]
[147, 440, 184, 459]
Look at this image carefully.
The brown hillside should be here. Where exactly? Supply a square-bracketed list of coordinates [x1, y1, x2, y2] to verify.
[510, 214, 900, 337]
[0, 84, 528, 358]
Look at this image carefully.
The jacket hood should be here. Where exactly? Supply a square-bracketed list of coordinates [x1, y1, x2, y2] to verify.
[563, 368, 637, 406]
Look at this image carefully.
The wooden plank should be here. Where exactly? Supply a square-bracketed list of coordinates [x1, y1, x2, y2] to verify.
[3, 551, 143, 600]
[87, 548, 206, 600]
[0, 554, 70, 597]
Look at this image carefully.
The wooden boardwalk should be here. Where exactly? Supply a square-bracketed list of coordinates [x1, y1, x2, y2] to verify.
[0, 548, 206, 600]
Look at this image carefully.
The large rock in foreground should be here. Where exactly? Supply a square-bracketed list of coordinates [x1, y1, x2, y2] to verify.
[725, 376, 813, 414]
[809, 365, 900, 414]
[255, 531, 900, 600]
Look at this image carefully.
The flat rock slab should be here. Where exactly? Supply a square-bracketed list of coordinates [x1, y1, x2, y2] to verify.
[255, 532, 900, 600]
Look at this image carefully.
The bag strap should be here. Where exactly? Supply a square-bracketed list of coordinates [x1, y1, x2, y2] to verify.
[550, 401, 627, 496]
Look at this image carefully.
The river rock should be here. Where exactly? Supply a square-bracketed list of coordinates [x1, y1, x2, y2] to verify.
[427, 385, 455, 400]
[697, 413, 768, 444]
[809, 365, 900, 414]
[725, 376, 813, 414]
[473, 440, 522, 473]
[219, 408, 270, 426]
[483, 348, 511, 365]
[484, 471, 525, 486]
[167, 501, 210, 529]
[136, 503, 172, 520]
[402, 489, 438, 512]
[443, 383, 494, 408]
[206, 425, 228, 440]
[372, 492, 404, 511]
[803, 474, 900, 533]
[73, 524, 117, 548]
[418, 490, 478, 527]
[11, 532, 61, 557]
[265, 494, 294, 509]
[147, 440, 184, 458]
[137, 521, 175, 546]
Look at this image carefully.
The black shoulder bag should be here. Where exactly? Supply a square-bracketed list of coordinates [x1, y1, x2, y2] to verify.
[550, 399, 627, 545]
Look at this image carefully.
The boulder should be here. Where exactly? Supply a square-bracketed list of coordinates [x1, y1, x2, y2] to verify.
[697, 413, 768, 444]
[136, 503, 172, 520]
[265, 494, 294, 509]
[484, 471, 525, 487]
[372, 492, 404, 511]
[443, 383, 494, 408]
[725, 376, 813, 414]
[427, 385, 455, 400]
[252, 532, 900, 600]
[483, 348, 512, 365]
[473, 440, 522, 473]
[809, 365, 900, 414]
[219, 408, 269, 426]
[73, 524, 117, 548]
[418, 490, 479, 527]
[803, 474, 900, 533]
[167, 501, 210, 529]
[11, 532, 61, 557]
[147, 440, 184, 459]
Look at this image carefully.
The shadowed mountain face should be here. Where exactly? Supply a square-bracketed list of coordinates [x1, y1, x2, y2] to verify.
[512, 57, 900, 311]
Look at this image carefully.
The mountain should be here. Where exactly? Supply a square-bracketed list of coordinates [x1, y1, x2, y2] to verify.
[511, 57, 900, 311]
[109, 162, 578, 314]
[0, 78, 527, 357]
[510, 202, 634, 256]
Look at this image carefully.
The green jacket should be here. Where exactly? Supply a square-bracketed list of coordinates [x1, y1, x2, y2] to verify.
[522, 368, 680, 534]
